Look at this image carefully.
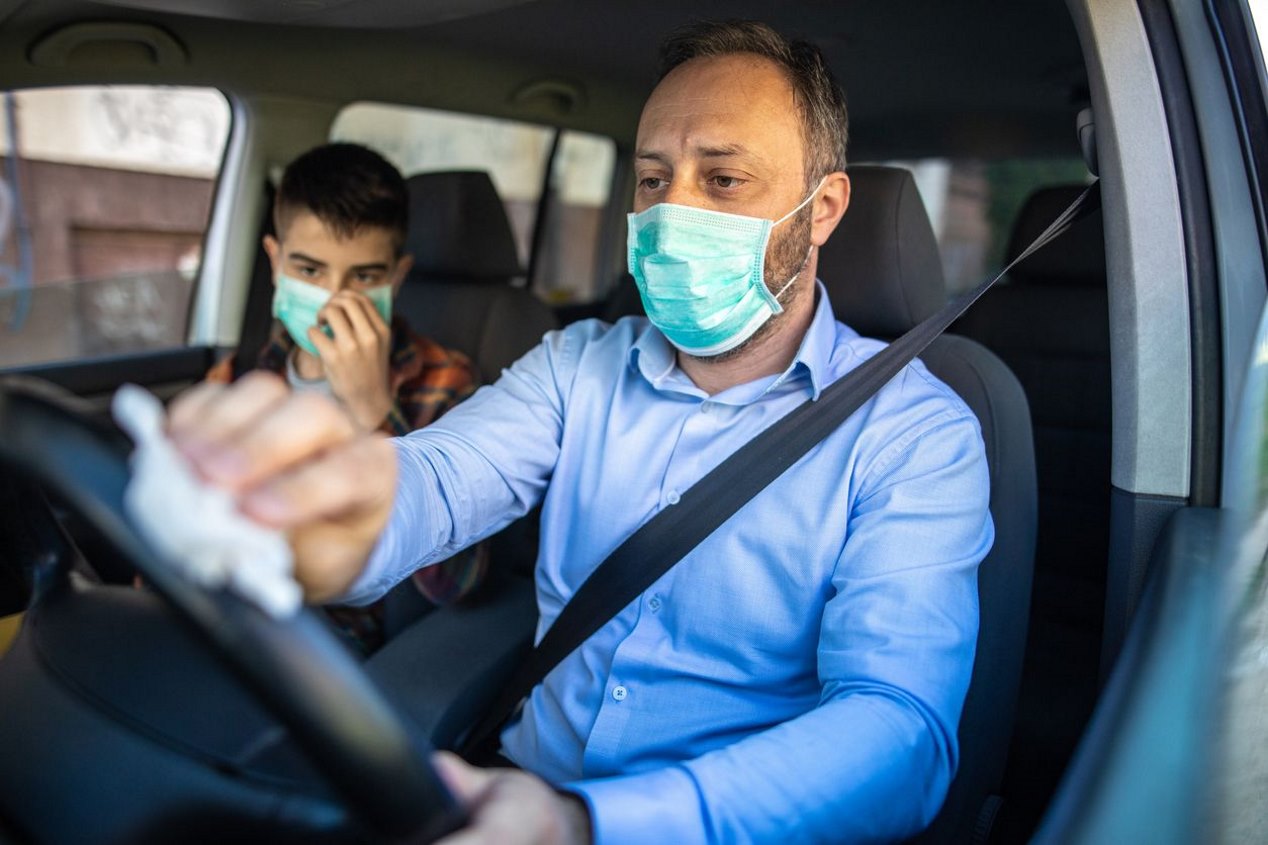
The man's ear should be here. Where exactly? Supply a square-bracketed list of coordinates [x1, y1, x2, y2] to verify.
[390, 253, 414, 297]
[263, 234, 282, 285]
[809, 172, 850, 248]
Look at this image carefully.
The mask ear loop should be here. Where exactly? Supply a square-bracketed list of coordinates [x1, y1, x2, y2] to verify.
[772, 175, 829, 228]
[764, 175, 826, 308]
[772, 244, 816, 304]
[767, 176, 827, 307]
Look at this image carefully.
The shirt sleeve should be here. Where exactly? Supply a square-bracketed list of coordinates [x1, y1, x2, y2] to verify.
[340, 324, 588, 605]
[568, 411, 993, 845]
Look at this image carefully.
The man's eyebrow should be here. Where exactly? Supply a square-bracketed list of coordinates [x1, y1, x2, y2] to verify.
[635, 143, 754, 162]
[697, 143, 748, 159]
[350, 262, 390, 273]
[287, 251, 327, 266]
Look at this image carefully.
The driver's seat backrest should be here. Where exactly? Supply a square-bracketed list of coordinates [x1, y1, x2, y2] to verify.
[398, 171, 558, 383]
[818, 165, 1037, 844]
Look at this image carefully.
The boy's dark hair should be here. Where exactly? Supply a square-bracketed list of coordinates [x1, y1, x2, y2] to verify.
[274, 142, 409, 253]
[658, 20, 848, 187]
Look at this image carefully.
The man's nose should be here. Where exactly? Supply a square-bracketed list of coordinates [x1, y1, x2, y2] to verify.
[662, 175, 708, 209]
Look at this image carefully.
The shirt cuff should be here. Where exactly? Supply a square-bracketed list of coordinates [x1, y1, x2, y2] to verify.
[566, 766, 709, 845]
[334, 439, 416, 605]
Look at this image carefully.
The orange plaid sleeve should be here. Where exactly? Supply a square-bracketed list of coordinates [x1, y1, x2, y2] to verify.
[378, 324, 480, 437]
[204, 354, 234, 385]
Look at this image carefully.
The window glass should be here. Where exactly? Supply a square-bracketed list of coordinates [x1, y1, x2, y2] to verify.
[1252, 0, 1268, 60]
[331, 103, 617, 304]
[0, 86, 230, 368]
[331, 103, 553, 273]
[1213, 302, 1268, 840]
[532, 131, 617, 304]
[874, 157, 1091, 293]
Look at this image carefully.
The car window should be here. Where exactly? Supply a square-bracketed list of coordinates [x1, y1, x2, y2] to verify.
[1214, 301, 1268, 841]
[1212, 4, 1268, 835]
[877, 157, 1092, 293]
[330, 102, 616, 305]
[0, 85, 231, 369]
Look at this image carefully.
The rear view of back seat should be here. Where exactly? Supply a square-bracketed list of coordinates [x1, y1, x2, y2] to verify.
[396, 170, 558, 383]
[953, 183, 1110, 825]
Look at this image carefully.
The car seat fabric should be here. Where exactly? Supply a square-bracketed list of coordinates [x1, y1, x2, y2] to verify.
[397, 170, 558, 382]
[951, 184, 1110, 824]
[818, 165, 1038, 844]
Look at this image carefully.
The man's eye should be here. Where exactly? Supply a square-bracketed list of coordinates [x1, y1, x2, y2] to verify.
[355, 274, 381, 286]
[712, 175, 743, 189]
[639, 177, 666, 191]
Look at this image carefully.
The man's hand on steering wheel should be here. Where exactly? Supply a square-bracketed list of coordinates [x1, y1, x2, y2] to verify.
[432, 753, 592, 845]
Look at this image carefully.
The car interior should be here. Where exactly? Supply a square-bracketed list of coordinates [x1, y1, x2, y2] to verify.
[1, 0, 1266, 843]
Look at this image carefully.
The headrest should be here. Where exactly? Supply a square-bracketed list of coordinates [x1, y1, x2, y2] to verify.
[404, 170, 523, 282]
[1006, 184, 1105, 286]
[818, 165, 946, 338]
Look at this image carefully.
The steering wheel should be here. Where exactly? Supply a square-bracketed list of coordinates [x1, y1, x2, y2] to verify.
[0, 378, 465, 842]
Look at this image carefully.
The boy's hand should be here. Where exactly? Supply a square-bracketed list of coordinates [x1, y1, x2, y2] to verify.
[309, 289, 394, 431]
[167, 371, 398, 602]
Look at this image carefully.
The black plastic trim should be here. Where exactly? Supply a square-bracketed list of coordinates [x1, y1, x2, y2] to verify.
[3, 346, 216, 397]
[1101, 488, 1187, 675]
[1034, 507, 1224, 844]
[1206, 0, 1268, 277]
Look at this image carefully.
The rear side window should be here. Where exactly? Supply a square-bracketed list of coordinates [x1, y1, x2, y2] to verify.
[878, 157, 1092, 292]
[0, 86, 231, 368]
[331, 102, 616, 305]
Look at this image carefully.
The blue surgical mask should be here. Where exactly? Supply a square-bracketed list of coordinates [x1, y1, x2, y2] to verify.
[271, 273, 393, 357]
[627, 179, 822, 357]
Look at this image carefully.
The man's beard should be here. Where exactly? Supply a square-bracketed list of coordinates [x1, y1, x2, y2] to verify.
[688, 203, 814, 364]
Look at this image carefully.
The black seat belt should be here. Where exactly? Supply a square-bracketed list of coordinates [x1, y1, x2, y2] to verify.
[460, 181, 1101, 760]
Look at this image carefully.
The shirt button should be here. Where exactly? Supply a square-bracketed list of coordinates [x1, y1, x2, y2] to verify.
[612, 685, 628, 701]
[700, 401, 712, 414]
[666, 490, 680, 505]
[648, 594, 662, 612]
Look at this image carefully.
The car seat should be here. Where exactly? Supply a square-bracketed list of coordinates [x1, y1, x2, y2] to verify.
[817, 165, 1038, 844]
[951, 183, 1110, 831]
[396, 170, 558, 383]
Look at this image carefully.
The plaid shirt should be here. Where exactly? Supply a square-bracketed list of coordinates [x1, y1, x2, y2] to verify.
[206, 318, 487, 641]
[206, 317, 479, 437]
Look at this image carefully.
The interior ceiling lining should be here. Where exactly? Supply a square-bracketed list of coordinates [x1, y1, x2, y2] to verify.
[78, 0, 538, 28]
[3, 0, 1089, 158]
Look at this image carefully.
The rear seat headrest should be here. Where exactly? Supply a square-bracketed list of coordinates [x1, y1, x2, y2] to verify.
[818, 165, 946, 338]
[404, 170, 523, 282]
[1006, 184, 1105, 287]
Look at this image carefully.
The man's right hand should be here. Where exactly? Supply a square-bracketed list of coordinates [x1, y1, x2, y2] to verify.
[167, 370, 398, 602]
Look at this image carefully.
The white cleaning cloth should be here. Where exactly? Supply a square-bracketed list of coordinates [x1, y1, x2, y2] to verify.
[112, 384, 302, 618]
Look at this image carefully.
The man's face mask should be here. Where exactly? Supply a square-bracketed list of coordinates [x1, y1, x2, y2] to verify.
[271, 273, 393, 357]
[626, 178, 823, 357]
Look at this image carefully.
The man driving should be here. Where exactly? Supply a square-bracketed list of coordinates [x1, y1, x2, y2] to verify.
[169, 20, 992, 845]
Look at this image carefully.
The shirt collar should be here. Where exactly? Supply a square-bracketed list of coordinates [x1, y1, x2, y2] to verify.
[629, 279, 840, 402]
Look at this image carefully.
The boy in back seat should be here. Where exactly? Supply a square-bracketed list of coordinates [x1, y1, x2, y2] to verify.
[206, 142, 486, 651]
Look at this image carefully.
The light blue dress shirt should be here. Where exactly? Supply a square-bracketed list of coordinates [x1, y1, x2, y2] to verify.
[346, 284, 993, 844]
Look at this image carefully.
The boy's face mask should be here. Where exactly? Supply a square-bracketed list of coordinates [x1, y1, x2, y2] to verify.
[626, 178, 823, 357]
[271, 273, 393, 357]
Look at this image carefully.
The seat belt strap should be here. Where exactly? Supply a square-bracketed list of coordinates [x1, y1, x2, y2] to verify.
[460, 181, 1101, 760]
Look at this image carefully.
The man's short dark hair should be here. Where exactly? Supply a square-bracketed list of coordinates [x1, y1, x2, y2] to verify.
[274, 142, 408, 253]
[658, 20, 849, 187]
